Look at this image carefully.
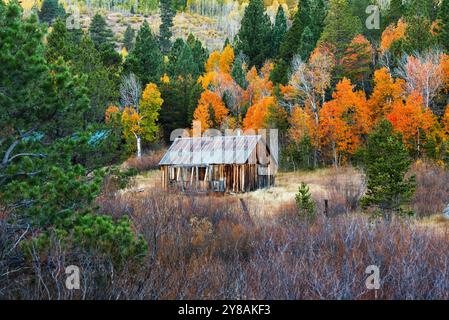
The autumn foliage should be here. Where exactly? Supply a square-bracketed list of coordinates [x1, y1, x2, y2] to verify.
[386, 91, 438, 153]
[368, 67, 405, 123]
[288, 106, 317, 145]
[243, 96, 276, 130]
[380, 19, 406, 53]
[318, 78, 370, 163]
[105, 105, 120, 124]
[193, 90, 229, 130]
[341, 35, 373, 83]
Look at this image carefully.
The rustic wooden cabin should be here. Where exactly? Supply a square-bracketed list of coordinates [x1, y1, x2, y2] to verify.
[159, 135, 277, 193]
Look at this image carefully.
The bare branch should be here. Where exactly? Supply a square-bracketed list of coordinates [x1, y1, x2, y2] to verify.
[120, 73, 142, 111]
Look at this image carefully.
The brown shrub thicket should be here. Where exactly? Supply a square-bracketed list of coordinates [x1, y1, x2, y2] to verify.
[123, 150, 165, 172]
[410, 161, 449, 217]
[323, 167, 366, 216]
[2, 187, 449, 299]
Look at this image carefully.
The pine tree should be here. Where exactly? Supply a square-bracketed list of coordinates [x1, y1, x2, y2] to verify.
[38, 0, 65, 25]
[402, 16, 435, 53]
[309, 0, 326, 45]
[159, 0, 175, 54]
[125, 21, 163, 85]
[384, 0, 404, 28]
[361, 120, 416, 217]
[89, 13, 114, 50]
[279, 0, 311, 63]
[159, 78, 202, 141]
[168, 38, 185, 76]
[295, 182, 316, 219]
[123, 25, 135, 51]
[187, 33, 208, 75]
[272, 5, 287, 57]
[46, 17, 74, 63]
[272, 0, 324, 84]
[0, 1, 88, 140]
[437, 0, 449, 52]
[169, 39, 199, 78]
[348, 0, 381, 41]
[0, 1, 147, 264]
[319, 0, 362, 59]
[236, 0, 273, 68]
[232, 52, 248, 89]
[397, 0, 435, 53]
[68, 27, 84, 45]
[298, 26, 315, 61]
[88, 14, 121, 67]
[1, 1, 49, 136]
[269, 58, 289, 85]
[406, 0, 433, 19]
[72, 36, 119, 124]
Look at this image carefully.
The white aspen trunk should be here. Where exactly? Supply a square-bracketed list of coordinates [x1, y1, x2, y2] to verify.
[137, 136, 141, 158]
[133, 132, 142, 158]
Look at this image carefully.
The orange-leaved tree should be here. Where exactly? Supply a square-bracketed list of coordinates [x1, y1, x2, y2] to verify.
[243, 96, 276, 130]
[386, 91, 438, 155]
[442, 105, 449, 139]
[200, 44, 235, 90]
[368, 67, 405, 123]
[198, 44, 243, 121]
[285, 48, 334, 166]
[380, 19, 406, 53]
[193, 90, 229, 131]
[105, 105, 121, 125]
[289, 106, 317, 146]
[219, 44, 235, 74]
[318, 78, 370, 166]
[244, 62, 274, 106]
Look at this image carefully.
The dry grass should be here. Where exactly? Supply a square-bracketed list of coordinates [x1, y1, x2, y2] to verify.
[417, 215, 449, 235]
[5, 163, 448, 299]
[410, 160, 449, 217]
[241, 167, 364, 217]
[4, 189, 449, 299]
[3, 163, 449, 299]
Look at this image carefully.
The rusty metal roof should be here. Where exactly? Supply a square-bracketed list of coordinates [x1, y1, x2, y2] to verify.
[159, 135, 262, 166]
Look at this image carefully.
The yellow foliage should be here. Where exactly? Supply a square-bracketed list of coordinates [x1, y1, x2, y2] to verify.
[219, 44, 235, 74]
[380, 19, 406, 53]
[205, 51, 221, 73]
[121, 47, 128, 61]
[105, 105, 120, 124]
[160, 73, 170, 84]
[121, 106, 142, 139]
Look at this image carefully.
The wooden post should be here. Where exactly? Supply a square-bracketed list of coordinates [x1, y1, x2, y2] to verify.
[195, 166, 199, 191]
[324, 199, 329, 217]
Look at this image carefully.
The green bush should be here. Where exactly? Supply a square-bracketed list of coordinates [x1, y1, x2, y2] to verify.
[360, 120, 416, 218]
[295, 182, 316, 220]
